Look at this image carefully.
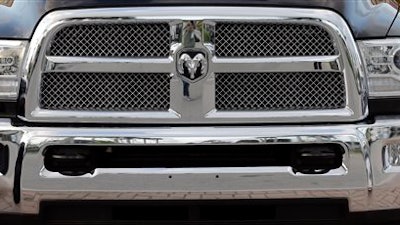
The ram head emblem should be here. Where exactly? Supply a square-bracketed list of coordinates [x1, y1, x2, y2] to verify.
[177, 53, 207, 81]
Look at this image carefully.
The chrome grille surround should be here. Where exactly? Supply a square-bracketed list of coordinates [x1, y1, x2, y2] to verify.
[215, 22, 337, 57]
[22, 7, 367, 124]
[49, 22, 170, 57]
[40, 72, 170, 111]
[215, 72, 345, 111]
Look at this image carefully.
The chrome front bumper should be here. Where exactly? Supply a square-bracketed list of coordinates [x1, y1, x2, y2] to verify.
[1, 117, 400, 214]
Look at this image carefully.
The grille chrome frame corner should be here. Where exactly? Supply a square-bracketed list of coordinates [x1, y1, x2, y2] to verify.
[21, 7, 367, 124]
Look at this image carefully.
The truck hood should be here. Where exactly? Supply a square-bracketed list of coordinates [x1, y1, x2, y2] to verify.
[0, 0, 398, 39]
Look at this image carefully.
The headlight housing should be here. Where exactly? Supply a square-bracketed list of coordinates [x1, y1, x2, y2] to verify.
[358, 39, 400, 98]
[0, 40, 27, 101]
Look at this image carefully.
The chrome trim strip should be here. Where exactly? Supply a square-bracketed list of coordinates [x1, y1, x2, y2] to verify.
[45, 56, 174, 73]
[31, 109, 181, 121]
[206, 107, 355, 121]
[40, 166, 348, 178]
[211, 56, 341, 73]
[21, 7, 368, 124]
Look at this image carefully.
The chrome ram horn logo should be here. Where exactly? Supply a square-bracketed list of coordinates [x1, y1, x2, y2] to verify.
[177, 52, 207, 81]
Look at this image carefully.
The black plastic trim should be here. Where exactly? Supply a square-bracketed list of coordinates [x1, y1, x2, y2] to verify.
[0, 78, 25, 118]
[0, 143, 9, 175]
[369, 98, 400, 116]
[40, 199, 349, 223]
[0, 102, 18, 118]
[6, 200, 400, 225]
[13, 143, 25, 204]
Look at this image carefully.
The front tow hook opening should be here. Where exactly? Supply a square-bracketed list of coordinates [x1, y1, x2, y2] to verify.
[44, 148, 95, 176]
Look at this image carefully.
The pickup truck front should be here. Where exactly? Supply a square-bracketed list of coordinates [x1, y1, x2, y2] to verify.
[1, 1, 400, 224]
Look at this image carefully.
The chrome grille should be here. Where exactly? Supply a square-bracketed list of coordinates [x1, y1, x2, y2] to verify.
[215, 22, 336, 57]
[40, 72, 171, 111]
[49, 23, 170, 57]
[215, 72, 346, 111]
[26, 7, 366, 123]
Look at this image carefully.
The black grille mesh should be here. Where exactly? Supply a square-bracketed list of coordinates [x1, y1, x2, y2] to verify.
[215, 22, 336, 57]
[215, 72, 346, 111]
[40, 72, 170, 111]
[49, 23, 170, 57]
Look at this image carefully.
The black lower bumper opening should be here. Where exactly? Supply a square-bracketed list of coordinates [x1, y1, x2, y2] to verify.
[3, 199, 400, 225]
[39, 199, 348, 225]
[43, 143, 344, 176]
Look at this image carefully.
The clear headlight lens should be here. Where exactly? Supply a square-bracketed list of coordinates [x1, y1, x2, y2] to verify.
[0, 40, 27, 100]
[358, 39, 400, 98]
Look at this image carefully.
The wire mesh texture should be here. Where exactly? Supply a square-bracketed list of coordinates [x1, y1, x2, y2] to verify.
[215, 72, 346, 111]
[40, 72, 171, 111]
[49, 22, 170, 57]
[215, 22, 336, 57]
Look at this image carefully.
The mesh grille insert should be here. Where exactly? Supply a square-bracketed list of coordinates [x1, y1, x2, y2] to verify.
[40, 72, 170, 111]
[49, 23, 170, 57]
[215, 22, 336, 57]
[215, 72, 346, 111]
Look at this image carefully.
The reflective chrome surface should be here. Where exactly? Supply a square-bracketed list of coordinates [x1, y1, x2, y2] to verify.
[22, 7, 367, 124]
[3, 117, 400, 213]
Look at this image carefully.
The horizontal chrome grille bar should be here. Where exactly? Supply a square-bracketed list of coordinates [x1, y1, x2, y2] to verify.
[46, 56, 341, 73]
[45, 56, 174, 73]
[211, 56, 341, 73]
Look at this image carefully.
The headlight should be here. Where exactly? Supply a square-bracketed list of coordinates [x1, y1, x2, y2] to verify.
[358, 39, 400, 98]
[0, 40, 27, 101]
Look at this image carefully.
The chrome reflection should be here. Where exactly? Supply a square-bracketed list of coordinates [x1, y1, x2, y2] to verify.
[21, 7, 367, 124]
[39, 166, 348, 178]
[5, 117, 400, 213]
